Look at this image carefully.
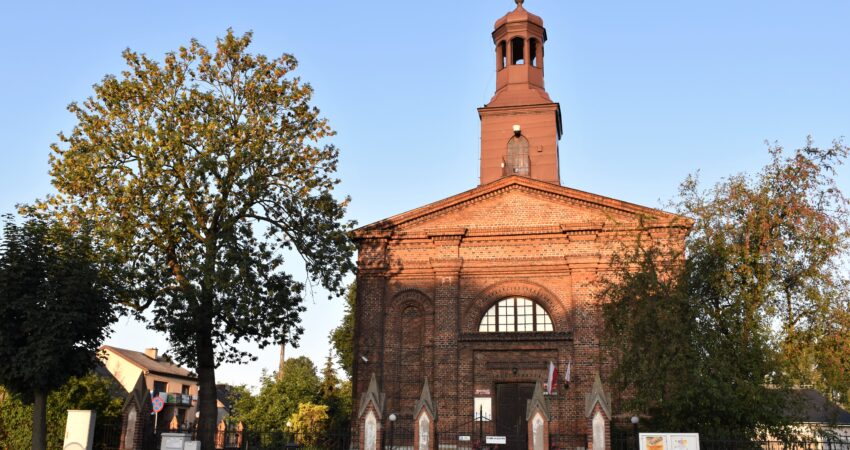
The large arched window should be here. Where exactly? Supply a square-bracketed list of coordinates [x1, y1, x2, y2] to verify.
[504, 135, 530, 176]
[479, 297, 553, 332]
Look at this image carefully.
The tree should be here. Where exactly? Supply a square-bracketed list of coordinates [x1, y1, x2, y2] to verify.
[47, 30, 355, 448]
[600, 140, 850, 434]
[0, 215, 117, 450]
[329, 283, 356, 378]
[237, 357, 320, 432]
[319, 353, 352, 436]
[287, 403, 329, 446]
[0, 373, 124, 450]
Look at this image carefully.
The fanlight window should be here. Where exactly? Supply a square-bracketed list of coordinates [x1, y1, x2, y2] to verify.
[479, 297, 553, 333]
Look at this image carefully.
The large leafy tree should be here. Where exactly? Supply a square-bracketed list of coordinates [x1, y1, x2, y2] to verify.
[0, 373, 124, 450]
[601, 140, 850, 434]
[47, 30, 355, 447]
[0, 215, 117, 450]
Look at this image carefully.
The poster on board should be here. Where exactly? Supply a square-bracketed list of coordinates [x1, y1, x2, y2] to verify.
[639, 433, 699, 450]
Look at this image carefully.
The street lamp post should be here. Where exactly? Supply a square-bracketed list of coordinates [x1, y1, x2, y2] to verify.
[388, 413, 397, 450]
[630, 416, 640, 450]
[285, 420, 293, 448]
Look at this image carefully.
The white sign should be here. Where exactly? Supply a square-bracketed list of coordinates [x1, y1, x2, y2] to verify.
[473, 397, 492, 421]
[486, 436, 507, 445]
[639, 433, 700, 450]
[458, 436, 471, 442]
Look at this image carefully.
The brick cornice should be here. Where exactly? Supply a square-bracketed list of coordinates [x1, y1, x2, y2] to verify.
[352, 176, 691, 239]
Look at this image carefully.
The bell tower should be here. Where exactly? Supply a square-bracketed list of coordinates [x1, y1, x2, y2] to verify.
[478, 0, 563, 185]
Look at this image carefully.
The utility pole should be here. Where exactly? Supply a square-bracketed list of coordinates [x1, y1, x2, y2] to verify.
[277, 327, 288, 381]
[277, 343, 285, 381]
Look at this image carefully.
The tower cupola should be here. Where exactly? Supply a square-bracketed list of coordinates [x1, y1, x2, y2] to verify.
[478, 0, 563, 185]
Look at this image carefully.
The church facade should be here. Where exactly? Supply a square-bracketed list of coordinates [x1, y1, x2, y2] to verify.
[351, 2, 689, 449]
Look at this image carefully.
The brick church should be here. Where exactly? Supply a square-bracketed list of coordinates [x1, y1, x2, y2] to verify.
[351, 1, 689, 449]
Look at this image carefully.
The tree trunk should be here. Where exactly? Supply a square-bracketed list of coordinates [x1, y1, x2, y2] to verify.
[32, 389, 47, 450]
[196, 329, 218, 450]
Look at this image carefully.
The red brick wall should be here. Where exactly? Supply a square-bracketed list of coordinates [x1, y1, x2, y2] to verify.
[352, 182, 687, 442]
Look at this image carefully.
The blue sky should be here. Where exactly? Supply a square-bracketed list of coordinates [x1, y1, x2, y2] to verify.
[1, 0, 848, 387]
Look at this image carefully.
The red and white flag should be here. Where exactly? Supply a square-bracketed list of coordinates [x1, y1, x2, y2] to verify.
[565, 358, 572, 385]
[547, 360, 559, 394]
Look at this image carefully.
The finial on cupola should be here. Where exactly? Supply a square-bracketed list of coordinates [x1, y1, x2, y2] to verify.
[515, 0, 524, 5]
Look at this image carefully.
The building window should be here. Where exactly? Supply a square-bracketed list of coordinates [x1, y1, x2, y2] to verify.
[504, 135, 530, 176]
[181, 385, 190, 395]
[478, 297, 553, 332]
[153, 381, 167, 395]
[529, 38, 539, 67]
[511, 37, 525, 65]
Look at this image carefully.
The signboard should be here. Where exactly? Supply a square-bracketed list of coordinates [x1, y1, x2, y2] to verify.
[474, 388, 491, 396]
[458, 436, 471, 442]
[639, 433, 700, 450]
[486, 436, 507, 445]
[151, 397, 164, 413]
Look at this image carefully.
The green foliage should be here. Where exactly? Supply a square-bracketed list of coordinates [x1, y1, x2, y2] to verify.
[287, 402, 329, 446]
[0, 373, 124, 450]
[235, 357, 320, 432]
[222, 384, 254, 422]
[0, 214, 117, 449]
[46, 28, 355, 446]
[0, 215, 117, 397]
[230, 355, 351, 439]
[329, 283, 356, 379]
[600, 139, 850, 433]
[319, 354, 352, 436]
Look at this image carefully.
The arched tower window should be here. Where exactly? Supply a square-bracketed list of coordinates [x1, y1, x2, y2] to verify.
[529, 38, 539, 67]
[499, 41, 507, 69]
[504, 135, 530, 176]
[511, 37, 525, 65]
[479, 297, 554, 332]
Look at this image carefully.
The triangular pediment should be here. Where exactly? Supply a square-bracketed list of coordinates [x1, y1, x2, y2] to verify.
[353, 176, 689, 238]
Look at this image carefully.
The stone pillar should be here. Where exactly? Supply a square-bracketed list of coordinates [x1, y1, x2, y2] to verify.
[525, 381, 551, 450]
[357, 373, 385, 450]
[585, 373, 612, 450]
[64, 410, 96, 450]
[413, 379, 437, 450]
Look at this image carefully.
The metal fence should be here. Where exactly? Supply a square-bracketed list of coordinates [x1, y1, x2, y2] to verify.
[92, 421, 850, 450]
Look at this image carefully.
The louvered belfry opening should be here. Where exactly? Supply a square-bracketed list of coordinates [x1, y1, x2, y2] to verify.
[504, 135, 530, 176]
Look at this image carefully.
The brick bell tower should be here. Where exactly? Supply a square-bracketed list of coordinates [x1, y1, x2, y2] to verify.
[479, 0, 563, 186]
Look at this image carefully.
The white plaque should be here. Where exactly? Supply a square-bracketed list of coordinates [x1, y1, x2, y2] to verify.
[486, 436, 507, 445]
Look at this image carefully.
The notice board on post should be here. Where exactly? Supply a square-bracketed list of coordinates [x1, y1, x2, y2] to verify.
[639, 433, 700, 450]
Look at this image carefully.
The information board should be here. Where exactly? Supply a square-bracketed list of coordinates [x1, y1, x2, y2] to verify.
[639, 433, 700, 450]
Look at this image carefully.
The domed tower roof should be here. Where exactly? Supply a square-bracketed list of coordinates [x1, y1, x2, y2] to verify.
[494, 0, 544, 29]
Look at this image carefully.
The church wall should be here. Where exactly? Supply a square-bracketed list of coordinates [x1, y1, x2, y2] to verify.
[353, 217, 687, 441]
